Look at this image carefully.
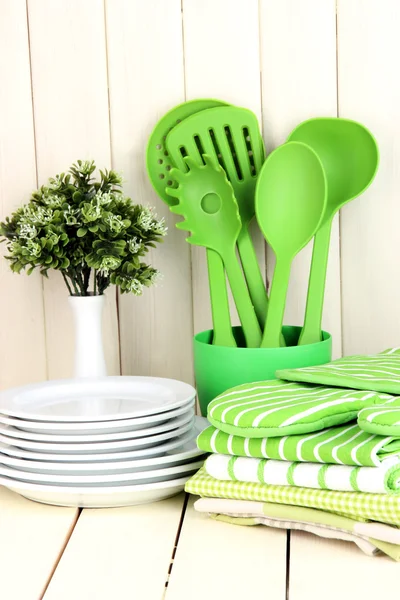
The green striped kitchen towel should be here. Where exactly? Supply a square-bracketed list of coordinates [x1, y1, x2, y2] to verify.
[207, 379, 393, 437]
[204, 453, 400, 494]
[277, 348, 400, 395]
[197, 424, 400, 466]
[185, 467, 400, 526]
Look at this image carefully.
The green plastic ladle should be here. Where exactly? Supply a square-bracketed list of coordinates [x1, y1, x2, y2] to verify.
[256, 142, 327, 348]
[146, 99, 236, 348]
[166, 155, 262, 348]
[288, 118, 379, 346]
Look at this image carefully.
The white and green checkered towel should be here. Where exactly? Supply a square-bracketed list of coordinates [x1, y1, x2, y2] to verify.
[205, 453, 400, 494]
[277, 347, 400, 395]
[207, 379, 393, 438]
[185, 467, 400, 526]
[197, 424, 400, 467]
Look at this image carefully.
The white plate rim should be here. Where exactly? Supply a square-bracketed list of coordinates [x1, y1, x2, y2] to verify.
[0, 411, 194, 442]
[0, 398, 195, 433]
[0, 439, 205, 473]
[0, 473, 191, 495]
[0, 416, 207, 462]
[0, 459, 204, 485]
[0, 376, 196, 422]
[0, 418, 194, 453]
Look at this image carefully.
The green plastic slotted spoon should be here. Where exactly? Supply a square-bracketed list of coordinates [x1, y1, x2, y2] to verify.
[166, 155, 262, 348]
[256, 142, 327, 348]
[288, 118, 379, 346]
[146, 98, 236, 347]
[165, 105, 268, 328]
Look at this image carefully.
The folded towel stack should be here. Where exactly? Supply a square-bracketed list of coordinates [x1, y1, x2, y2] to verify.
[185, 347, 400, 560]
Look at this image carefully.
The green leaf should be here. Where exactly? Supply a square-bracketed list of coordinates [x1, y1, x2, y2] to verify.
[77, 228, 87, 237]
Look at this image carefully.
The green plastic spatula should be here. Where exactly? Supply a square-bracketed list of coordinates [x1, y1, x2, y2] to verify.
[146, 99, 236, 348]
[256, 142, 327, 348]
[287, 118, 379, 346]
[165, 105, 268, 327]
[166, 156, 262, 348]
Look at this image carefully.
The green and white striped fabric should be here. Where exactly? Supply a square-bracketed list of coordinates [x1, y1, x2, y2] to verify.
[277, 348, 400, 395]
[359, 405, 400, 437]
[204, 453, 400, 494]
[207, 379, 392, 437]
[185, 467, 400, 526]
[197, 424, 400, 466]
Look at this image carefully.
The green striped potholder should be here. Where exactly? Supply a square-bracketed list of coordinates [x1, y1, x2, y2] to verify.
[358, 403, 400, 437]
[277, 348, 400, 395]
[207, 379, 392, 438]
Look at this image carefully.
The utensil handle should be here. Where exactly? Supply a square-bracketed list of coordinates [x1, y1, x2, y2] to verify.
[237, 228, 268, 326]
[224, 250, 262, 348]
[261, 258, 291, 348]
[299, 220, 332, 346]
[207, 249, 237, 347]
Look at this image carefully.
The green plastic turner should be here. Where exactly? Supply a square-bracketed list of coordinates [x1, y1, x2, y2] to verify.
[165, 106, 268, 327]
[288, 118, 379, 346]
[166, 155, 262, 348]
[255, 142, 327, 348]
[146, 99, 236, 347]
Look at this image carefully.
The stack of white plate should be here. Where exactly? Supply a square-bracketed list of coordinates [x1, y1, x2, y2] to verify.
[0, 377, 208, 508]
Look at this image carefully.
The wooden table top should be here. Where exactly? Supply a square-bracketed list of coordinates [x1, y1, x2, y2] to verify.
[1, 485, 398, 600]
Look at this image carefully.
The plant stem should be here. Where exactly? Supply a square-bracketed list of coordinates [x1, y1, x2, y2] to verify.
[68, 271, 81, 296]
[61, 272, 74, 296]
[94, 269, 97, 296]
[76, 270, 86, 295]
[83, 267, 91, 295]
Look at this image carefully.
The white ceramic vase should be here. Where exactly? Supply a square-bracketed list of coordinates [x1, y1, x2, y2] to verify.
[68, 295, 107, 378]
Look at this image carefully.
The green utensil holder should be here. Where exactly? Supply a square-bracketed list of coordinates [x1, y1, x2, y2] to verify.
[194, 325, 332, 416]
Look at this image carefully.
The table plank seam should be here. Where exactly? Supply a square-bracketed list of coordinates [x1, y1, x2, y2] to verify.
[39, 508, 82, 599]
[163, 493, 190, 596]
[286, 531, 291, 600]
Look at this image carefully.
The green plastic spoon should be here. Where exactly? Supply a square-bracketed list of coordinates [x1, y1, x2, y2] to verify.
[288, 118, 379, 346]
[256, 142, 327, 348]
[146, 99, 236, 347]
[166, 155, 262, 348]
[165, 106, 268, 328]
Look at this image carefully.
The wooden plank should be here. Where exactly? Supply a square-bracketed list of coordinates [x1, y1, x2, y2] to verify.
[182, 0, 266, 335]
[27, 0, 120, 378]
[337, 0, 400, 356]
[105, 0, 194, 383]
[165, 495, 287, 600]
[259, 0, 342, 358]
[43, 494, 186, 600]
[0, 0, 47, 389]
[0, 485, 78, 600]
[289, 531, 399, 600]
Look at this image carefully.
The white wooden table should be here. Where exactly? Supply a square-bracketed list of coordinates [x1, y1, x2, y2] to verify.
[1, 485, 398, 600]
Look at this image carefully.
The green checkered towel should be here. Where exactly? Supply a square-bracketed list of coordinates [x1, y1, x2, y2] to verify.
[277, 348, 400, 395]
[185, 467, 400, 526]
[197, 424, 400, 467]
[207, 379, 392, 437]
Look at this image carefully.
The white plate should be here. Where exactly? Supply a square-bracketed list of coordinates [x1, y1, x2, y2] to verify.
[0, 416, 208, 462]
[0, 376, 196, 422]
[0, 458, 204, 485]
[0, 410, 194, 443]
[0, 399, 195, 435]
[0, 427, 207, 475]
[0, 474, 191, 508]
[0, 418, 194, 454]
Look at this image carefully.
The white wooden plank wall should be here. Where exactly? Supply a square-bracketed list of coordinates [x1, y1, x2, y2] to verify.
[1, 0, 399, 388]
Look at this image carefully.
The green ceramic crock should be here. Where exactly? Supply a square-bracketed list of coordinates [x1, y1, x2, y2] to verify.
[193, 325, 332, 416]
